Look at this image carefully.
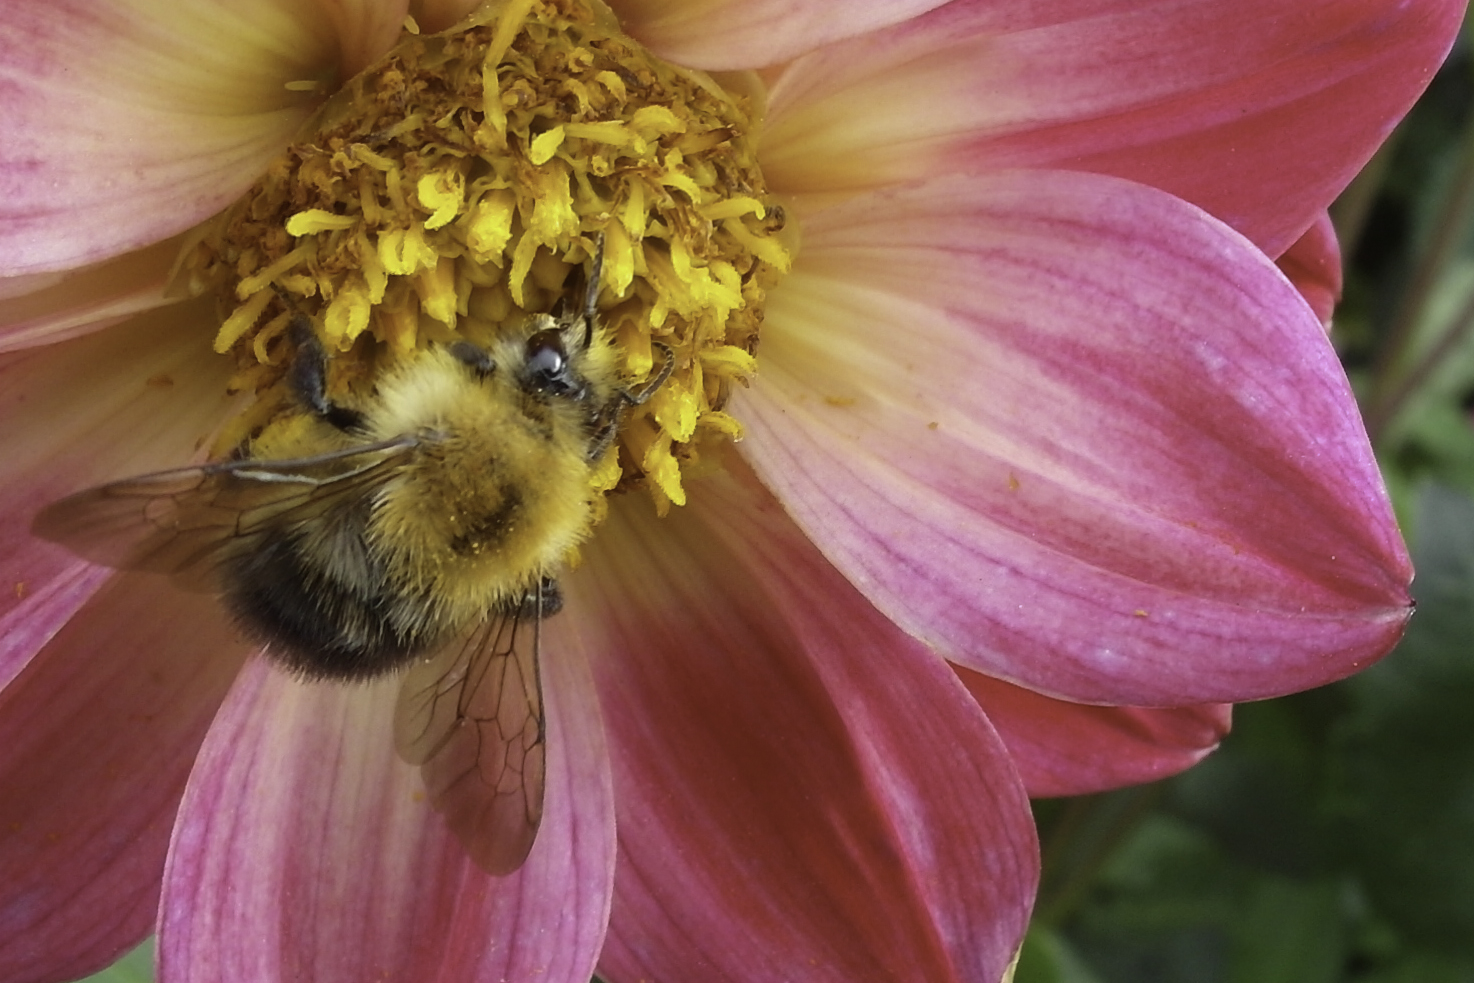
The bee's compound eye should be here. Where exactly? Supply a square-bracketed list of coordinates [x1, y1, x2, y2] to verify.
[525, 329, 571, 392]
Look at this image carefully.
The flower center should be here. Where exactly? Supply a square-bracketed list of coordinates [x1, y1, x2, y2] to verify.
[177, 0, 789, 513]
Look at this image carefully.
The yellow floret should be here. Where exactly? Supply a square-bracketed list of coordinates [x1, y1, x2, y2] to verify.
[178, 0, 791, 515]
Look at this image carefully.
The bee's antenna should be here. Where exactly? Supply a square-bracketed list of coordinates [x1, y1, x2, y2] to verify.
[581, 233, 605, 350]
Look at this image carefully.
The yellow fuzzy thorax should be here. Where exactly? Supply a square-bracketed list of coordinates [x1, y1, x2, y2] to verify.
[368, 347, 594, 614]
[176, 0, 790, 515]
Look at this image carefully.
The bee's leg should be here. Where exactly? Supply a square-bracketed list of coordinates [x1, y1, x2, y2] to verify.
[574, 233, 606, 351]
[583, 235, 605, 320]
[628, 341, 675, 406]
[286, 313, 366, 432]
[502, 577, 564, 620]
[537, 576, 564, 618]
[584, 414, 620, 464]
[584, 341, 675, 462]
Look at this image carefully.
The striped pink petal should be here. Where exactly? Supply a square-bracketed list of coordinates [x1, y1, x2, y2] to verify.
[0, 575, 245, 983]
[0, 0, 407, 276]
[961, 668, 1232, 797]
[159, 642, 614, 983]
[0, 304, 232, 627]
[610, 0, 948, 70]
[738, 170, 1409, 707]
[408, 0, 484, 32]
[0, 239, 184, 353]
[1276, 212, 1342, 330]
[760, 0, 1462, 256]
[579, 467, 1036, 983]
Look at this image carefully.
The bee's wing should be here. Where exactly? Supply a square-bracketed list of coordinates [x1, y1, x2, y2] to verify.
[394, 590, 547, 876]
[31, 436, 419, 586]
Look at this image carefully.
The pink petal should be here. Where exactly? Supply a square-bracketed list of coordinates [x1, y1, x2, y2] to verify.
[0, 574, 246, 983]
[1276, 212, 1342, 330]
[1, 295, 239, 982]
[0, 560, 106, 693]
[0, 238, 183, 353]
[760, 0, 1462, 256]
[408, 0, 484, 33]
[610, 0, 948, 70]
[737, 170, 1410, 707]
[0, 271, 65, 301]
[0, 304, 233, 626]
[959, 668, 1231, 798]
[160, 642, 614, 983]
[314, 0, 413, 79]
[575, 465, 1036, 983]
[0, 0, 397, 275]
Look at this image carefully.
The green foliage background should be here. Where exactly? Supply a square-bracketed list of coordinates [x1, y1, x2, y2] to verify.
[75, 16, 1474, 983]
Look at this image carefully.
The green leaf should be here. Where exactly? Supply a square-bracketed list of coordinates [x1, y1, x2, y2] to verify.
[1227, 876, 1347, 983]
[1353, 951, 1474, 983]
[1014, 925, 1107, 983]
[75, 939, 153, 983]
[1330, 484, 1474, 953]
[1168, 696, 1337, 879]
[1062, 814, 1238, 983]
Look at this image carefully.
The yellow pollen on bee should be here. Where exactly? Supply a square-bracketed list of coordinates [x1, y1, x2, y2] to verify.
[177, 0, 790, 515]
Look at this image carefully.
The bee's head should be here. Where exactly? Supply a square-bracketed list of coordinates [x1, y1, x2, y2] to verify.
[442, 308, 594, 404]
[518, 238, 604, 400]
[520, 319, 589, 400]
[452, 236, 606, 402]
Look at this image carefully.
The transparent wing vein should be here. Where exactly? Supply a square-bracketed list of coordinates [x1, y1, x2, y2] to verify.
[394, 591, 547, 875]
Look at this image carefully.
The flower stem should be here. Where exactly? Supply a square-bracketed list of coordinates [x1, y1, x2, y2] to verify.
[1034, 784, 1163, 926]
[1364, 113, 1474, 440]
[1366, 280, 1474, 444]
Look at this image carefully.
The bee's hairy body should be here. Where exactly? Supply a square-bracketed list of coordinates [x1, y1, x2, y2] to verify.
[227, 319, 624, 681]
[32, 243, 673, 874]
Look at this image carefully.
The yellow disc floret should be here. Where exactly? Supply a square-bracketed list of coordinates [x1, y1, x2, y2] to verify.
[177, 0, 789, 515]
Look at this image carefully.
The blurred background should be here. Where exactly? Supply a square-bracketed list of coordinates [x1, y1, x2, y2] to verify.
[76, 16, 1474, 983]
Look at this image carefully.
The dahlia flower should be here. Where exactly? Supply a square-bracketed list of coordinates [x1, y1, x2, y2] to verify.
[0, 1, 1458, 982]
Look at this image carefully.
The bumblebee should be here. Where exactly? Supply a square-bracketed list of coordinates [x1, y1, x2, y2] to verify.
[33, 244, 671, 874]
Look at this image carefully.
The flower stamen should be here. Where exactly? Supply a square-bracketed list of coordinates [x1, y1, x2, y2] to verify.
[178, 0, 790, 513]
